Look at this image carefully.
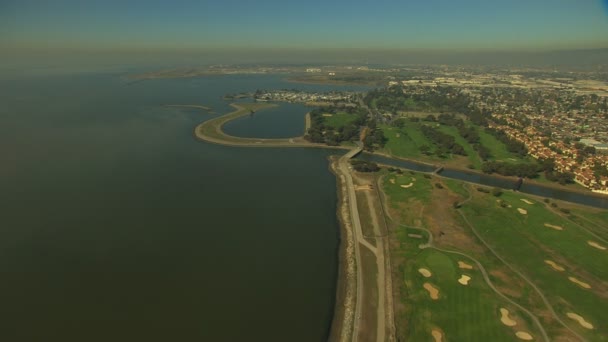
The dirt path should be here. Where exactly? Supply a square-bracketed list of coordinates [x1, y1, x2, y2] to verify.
[351, 172, 395, 342]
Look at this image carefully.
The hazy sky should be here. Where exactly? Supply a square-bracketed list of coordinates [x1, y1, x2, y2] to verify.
[1, 0, 608, 51]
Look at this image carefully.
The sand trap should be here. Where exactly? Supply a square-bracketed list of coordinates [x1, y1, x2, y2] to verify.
[517, 208, 528, 215]
[457, 275, 471, 285]
[423, 283, 439, 300]
[588, 241, 607, 250]
[322, 114, 333, 117]
[568, 277, 591, 289]
[544, 223, 563, 231]
[499, 308, 517, 327]
[431, 329, 443, 342]
[544, 260, 565, 272]
[389, 178, 395, 184]
[400, 183, 414, 188]
[515, 331, 534, 340]
[355, 185, 373, 190]
[418, 268, 432, 278]
[396, 133, 401, 138]
[458, 261, 473, 270]
[520, 199, 534, 205]
[567, 312, 594, 329]
[408, 234, 423, 239]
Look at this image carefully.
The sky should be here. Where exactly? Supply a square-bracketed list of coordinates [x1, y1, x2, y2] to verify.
[1, 0, 607, 53]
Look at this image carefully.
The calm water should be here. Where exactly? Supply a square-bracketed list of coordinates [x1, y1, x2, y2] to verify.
[360, 153, 608, 209]
[0, 73, 366, 341]
[224, 102, 309, 139]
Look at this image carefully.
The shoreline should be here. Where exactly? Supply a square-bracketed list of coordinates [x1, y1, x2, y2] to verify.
[327, 156, 357, 342]
[193, 102, 606, 340]
[194, 105, 360, 341]
[194, 103, 350, 150]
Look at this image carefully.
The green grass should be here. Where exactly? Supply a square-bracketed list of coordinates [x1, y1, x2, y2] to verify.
[383, 175, 550, 341]
[477, 128, 525, 163]
[381, 123, 434, 160]
[381, 122, 528, 170]
[569, 209, 608, 241]
[442, 179, 469, 199]
[383, 170, 433, 206]
[436, 125, 482, 168]
[402, 248, 530, 341]
[322, 112, 356, 129]
[461, 192, 608, 340]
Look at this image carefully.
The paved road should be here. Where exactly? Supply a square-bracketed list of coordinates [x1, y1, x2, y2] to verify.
[337, 144, 365, 342]
[198, 107, 390, 341]
[338, 143, 393, 342]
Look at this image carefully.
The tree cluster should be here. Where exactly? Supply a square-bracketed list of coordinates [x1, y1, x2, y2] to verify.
[306, 107, 366, 146]
[484, 128, 528, 157]
[481, 161, 539, 178]
[419, 125, 467, 158]
[364, 85, 473, 115]
[350, 160, 380, 172]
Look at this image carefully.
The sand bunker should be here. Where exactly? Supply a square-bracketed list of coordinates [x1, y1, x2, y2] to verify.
[355, 185, 373, 190]
[400, 183, 414, 188]
[544, 223, 563, 231]
[389, 178, 395, 184]
[588, 241, 607, 250]
[396, 133, 401, 138]
[423, 283, 440, 300]
[418, 268, 432, 278]
[458, 261, 474, 270]
[499, 308, 517, 327]
[520, 199, 534, 205]
[457, 275, 471, 285]
[568, 277, 591, 289]
[322, 113, 333, 117]
[408, 234, 423, 239]
[431, 329, 443, 342]
[544, 260, 565, 272]
[567, 312, 594, 329]
[515, 331, 534, 340]
[517, 208, 528, 215]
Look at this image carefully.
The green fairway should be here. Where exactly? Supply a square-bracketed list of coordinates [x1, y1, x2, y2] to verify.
[383, 171, 433, 206]
[461, 191, 608, 340]
[381, 123, 434, 160]
[382, 172, 542, 341]
[404, 248, 529, 342]
[477, 128, 526, 163]
[322, 112, 356, 128]
[436, 125, 482, 168]
[568, 208, 608, 241]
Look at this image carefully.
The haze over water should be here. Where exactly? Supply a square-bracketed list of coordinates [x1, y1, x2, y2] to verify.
[0, 72, 365, 341]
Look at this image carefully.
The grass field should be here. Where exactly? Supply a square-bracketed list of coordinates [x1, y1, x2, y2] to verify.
[403, 248, 531, 341]
[380, 121, 530, 171]
[323, 112, 356, 129]
[381, 172, 542, 341]
[436, 125, 482, 169]
[378, 165, 608, 340]
[381, 123, 434, 161]
[476, 129, 525, 163]
[461, 191, 608, 340]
